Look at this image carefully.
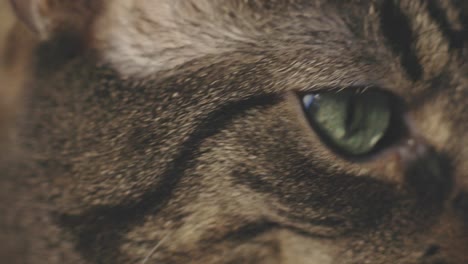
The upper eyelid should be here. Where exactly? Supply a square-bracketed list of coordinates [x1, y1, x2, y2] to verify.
[295, 84, 382, 95]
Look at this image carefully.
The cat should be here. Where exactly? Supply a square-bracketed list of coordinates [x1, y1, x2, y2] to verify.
[1, 0, 467, 263]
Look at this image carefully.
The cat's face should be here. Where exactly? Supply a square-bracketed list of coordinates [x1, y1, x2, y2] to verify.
[2, 0, 468, 263]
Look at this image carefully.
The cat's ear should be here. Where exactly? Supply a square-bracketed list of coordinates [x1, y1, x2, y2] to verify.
[9, 0, 103, 40]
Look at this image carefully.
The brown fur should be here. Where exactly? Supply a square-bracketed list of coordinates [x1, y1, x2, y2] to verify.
[1, 0, 467, 263]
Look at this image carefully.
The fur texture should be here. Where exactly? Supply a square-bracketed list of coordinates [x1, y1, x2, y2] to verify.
[1, 0, 467, 263]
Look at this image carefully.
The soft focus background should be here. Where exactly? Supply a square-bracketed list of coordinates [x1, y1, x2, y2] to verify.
[0, 1, 40, 260]
[0, 0, 16, 139]
[0, 0, 22, 157]
[0, 1, 20, 260]
[0, 1, 14, 38]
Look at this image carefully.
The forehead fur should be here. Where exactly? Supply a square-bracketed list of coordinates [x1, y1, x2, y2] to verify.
[92, 0, 350, 78]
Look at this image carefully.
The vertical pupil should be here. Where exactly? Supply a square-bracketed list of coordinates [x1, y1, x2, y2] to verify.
[344, 94, 356, 136]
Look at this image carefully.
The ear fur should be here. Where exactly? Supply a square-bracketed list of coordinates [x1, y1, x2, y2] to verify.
[9, 0, 103, 40]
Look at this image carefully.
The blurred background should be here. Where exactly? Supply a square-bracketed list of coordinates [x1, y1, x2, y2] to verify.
[0, 0, 14, 38]
[0, 0, 20, 155]
[0, 2, 25, 260]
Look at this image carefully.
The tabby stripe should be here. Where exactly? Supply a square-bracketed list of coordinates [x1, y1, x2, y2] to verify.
[59, 94, 281, 263]
[425, 0, 464, 50]
[220, 221, 279, 242]
[380, 0, 423, 81]
[450, 0, 468, 44]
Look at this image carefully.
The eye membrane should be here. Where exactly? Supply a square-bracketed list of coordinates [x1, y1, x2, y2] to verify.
[299, 88, 407, 159]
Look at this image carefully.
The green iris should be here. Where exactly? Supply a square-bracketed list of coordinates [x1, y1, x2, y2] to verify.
[302, 89, 391, 156]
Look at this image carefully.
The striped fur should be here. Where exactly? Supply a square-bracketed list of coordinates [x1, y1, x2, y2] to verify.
[1, 0, 467, 263]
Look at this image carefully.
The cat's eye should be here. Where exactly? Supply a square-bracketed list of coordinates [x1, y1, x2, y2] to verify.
[301, 88, 405, 157]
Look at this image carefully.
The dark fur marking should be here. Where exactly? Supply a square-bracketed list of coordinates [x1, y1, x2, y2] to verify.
[449, 0, 468, 61]
[219, 221, 279, 242]
[404, 150, 454, 205]
[230, 161, 402, 235]
[425, 0, 465, 50]
[380, 0, 423, 81]
[59, 92, 281, 263]
[453, 192, 468, 223]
